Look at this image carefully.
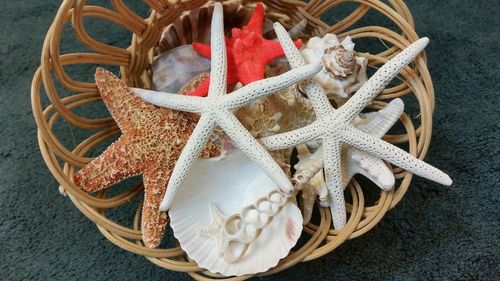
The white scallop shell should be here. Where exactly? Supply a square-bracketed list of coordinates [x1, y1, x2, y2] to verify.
[169, 149, 303, 276]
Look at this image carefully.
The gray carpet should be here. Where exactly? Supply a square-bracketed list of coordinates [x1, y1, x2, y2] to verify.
[1, 0, 499, 280]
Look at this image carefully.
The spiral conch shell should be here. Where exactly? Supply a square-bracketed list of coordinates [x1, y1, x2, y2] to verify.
[301, 34, 368, 105]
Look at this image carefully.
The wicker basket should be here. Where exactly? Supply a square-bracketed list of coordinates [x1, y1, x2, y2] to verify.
[31, 0, 436, 279]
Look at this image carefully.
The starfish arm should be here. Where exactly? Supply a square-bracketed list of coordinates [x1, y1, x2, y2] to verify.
[132, 88, 203, 113]
[302, 81, 336, 117]
[341, 126, 452, 186]
[224, 64, 322, 109]
[207, 3, 227, 97]
[338, 38, 429, 123]
[231, 27, 242, 38]
[259, 122, 321, 151]
[246, 2, 264, 34]
[238, 66, 266, 85]
[323, 138, 347, 229]
[159, 114, 216, 211]
[273, 23, 306, 68]
[274, 23, 333, 117]
[141, 162, 171, 248]
[345, 148, 395, 191]
[216, 111, 293, 193]
[358, 98, 404, 138]
[95, 68, 150, 133]
[74, 135, 140, 192]
[192, 42, 211, 59]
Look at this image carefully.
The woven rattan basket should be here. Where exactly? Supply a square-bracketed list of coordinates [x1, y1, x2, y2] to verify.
[31, 0, 436, 279]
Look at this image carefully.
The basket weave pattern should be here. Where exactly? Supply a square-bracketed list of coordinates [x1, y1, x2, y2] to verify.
[31, 0, 435, 279]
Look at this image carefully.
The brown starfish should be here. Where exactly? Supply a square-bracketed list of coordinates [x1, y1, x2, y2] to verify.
[74, 68, 220, 248]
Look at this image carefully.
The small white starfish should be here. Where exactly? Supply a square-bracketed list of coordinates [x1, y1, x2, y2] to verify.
[260, 23, 452, 229]
[133, 3, 322, 211]
[197, 203, 226, 250]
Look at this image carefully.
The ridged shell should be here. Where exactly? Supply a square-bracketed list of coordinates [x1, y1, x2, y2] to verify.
[158, 1, 253, 53]
[169, 149, 303, 276]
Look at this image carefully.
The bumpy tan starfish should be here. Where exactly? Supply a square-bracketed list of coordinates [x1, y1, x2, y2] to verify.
[73, 68, 220, 248]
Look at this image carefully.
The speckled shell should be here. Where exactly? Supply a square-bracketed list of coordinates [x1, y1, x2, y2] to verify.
[301, 34, 368, 105]
[168, 149, 302, 276]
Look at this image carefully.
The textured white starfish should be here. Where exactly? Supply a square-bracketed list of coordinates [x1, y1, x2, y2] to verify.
[133, 3, 322, 211]
[260, 23, 452, 229]
[197, 203, 226, 249]
[295, 98, 405, 192]
[296, 99, 404, 224]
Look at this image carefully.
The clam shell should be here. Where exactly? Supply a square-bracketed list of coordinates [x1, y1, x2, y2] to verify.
[169, 149, 302, 276]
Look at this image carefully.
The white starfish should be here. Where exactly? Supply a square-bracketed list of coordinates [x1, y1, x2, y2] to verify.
[260, 23, 452, 229]
[133, 3, 322, 211]
[296, 100, 404, 224]
[197, 203, 226, 250]
[295, 98, 405, 192]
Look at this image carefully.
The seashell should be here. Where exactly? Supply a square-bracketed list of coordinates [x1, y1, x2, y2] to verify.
[236, 84, 316, 173]
[169, 149, 303, 276]
[323, 44, 357, 78]
[296, 145, 328, 224]
[152, 45, 210, 93]
[294, 143, 323, 186]
[237, 85, 315, 139]
[301, 34, 368, 105]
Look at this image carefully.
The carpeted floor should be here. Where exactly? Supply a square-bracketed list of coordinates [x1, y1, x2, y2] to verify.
[1, 1, 498, 280]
